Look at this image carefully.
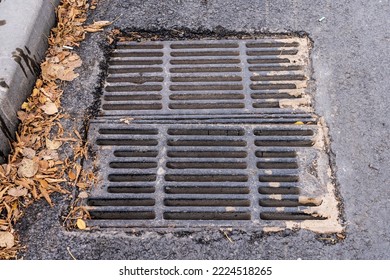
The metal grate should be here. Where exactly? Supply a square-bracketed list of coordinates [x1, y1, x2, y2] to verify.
[101, 38, 311, 116]
[84, 36, 341, 231]
[86, 120, 332, 228]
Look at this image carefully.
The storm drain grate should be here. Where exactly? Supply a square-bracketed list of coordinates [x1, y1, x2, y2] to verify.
[84, 37, 341, 232]
[100, 38, 311, 116]
[86, 121, 337, 229]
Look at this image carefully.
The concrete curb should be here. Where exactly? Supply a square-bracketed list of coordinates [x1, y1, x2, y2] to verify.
[0, 0, 60, 162]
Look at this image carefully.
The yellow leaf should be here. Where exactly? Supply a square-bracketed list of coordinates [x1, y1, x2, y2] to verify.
[32, 88, 40, 96]
[21, 102, 29, 110]
[36, 79, 43, 88]
[294, 121, 304, 125]
[38, 95, 47, 104]
[76, 219, 86, 230]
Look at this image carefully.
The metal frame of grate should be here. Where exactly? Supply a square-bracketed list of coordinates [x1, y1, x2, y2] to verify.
[85, 120, 331, 228]
[100, 38, 311, 117]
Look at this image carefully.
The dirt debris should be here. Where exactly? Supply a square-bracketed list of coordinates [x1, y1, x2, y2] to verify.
[0, 0, 110, 259]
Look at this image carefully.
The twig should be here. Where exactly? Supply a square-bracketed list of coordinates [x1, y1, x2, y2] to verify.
[223, 231, 234, 243]
[67, 247, 77, 260]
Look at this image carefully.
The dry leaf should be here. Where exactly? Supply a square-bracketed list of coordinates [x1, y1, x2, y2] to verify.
[8, 187, 28, 197]
[22, 147, 36, 159]
[39, 179, 49, 189]
[78, 191, 88, 199]
[36, 79, 43, 88]
[32, 88, 40, 97]
[120, 117, 134, 124]
[41, 53, 82, 81]
[0, 187, 9, 201]
[21, 102, 29, 110]
[76, 219, 86, 230]
[17, 158, 39, 178]
[76, 182, 87, 189]
[84, 20, 112, 32]
[40, 101, 58, 115]
[31, 186, 38, 199]
[39, 186, 53, 207]
[0, 231, 15, 249]
[336, 233, 346, 240]
[46, 138, 62, 150]
[68, 170, 76, 181]
[39, 150, 59, 161]
[15, 179, 31, 189]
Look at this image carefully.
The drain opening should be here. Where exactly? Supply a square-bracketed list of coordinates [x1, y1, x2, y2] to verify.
[163, 212, 251, 220]
[89, 211, 156, 220]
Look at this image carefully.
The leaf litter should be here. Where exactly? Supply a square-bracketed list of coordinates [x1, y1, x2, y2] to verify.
[0, 0, 110, 259]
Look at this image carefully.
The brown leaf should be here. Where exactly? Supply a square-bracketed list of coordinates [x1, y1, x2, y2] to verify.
[36, 79, 43, 88]
[39, 186, 53, 207]
[17, 158, 39, 178]
[39, 179, 49, 189]
[46, 138, 62, 150]
[22, 147, 36, 159]
[0, 187, 9, 200]
[15, 179, 31, 189]
[76, 182, 87, 189]
[0, 231, 15, 249]
[41, 53, 82, 82]
[45, 178, 66, 183]
[75, 164, 82, 180]
[17, 110, 28, 122]
[84, 20, 112, 32]
[39, 160, 49, 170]
[31, 186, 38, 199]
[7, 187, 28, 197]
[40, 101, 58, 115]
[68, 170, 76, 181]
[39, 150, 59, 161]
[78, 191, 88, 199]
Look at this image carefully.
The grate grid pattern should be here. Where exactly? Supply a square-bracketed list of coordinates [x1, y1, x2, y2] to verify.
[101, 38, 310, 116]
[86, 122, 327, 228]
[84, 37, 341, 231]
